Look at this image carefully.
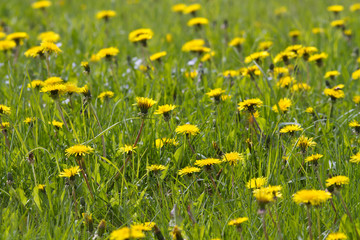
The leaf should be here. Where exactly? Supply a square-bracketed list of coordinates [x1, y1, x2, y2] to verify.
[173, 145, 184, 163]
[32, 187, 42, 212]
[16, 188, 28, 206]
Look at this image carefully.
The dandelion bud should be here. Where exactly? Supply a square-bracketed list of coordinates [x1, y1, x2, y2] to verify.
[81, 61, 90, 74]
[153, 225, 165, 240]
[7, 172, 13, 185]
[28, 152, 35, 164]
[97, 219, 106, 237]
[82, 213, 93, 232]
[172, 226, 184, 240]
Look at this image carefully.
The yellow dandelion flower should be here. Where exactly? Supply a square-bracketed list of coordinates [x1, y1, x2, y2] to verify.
[246, 177, 267, 189]
[155, 138, 178, 148]
[131, 222, 156, 232]
[350, 3, 360, 12]
[223, 70, 239, 77]
[352, 69, 360, 80]
[273, 67, 289, 77]
[228, 217, 248, 226]
[97, 47, 119, 59]
[245, 51, 269, 63]
[65, 144, 94, 157]
[147, 164, 166, 172]
[273, 51, 297, 64]
[277, 76, 295, 88]
[238, 98, 263, 112]
[0, 40, 16, 51]
[349, 120, 360, 128]
[181, 39, 205, 52]
[201, 50, 215, 62]
[258, 41, 273, 50]
[178, 166, 201, 176]
[206, 88, 225, 102]
[228, 37, 245, 47]
[183, 4, 201, 14]
[149, 51, 167, 61]
[98, 91, 114, 102]
[353, 95, 360, 104]
[37, 31, 60, 43]
[291, 83, 311, 92]
[327, 5, 344, 13]
[222, 152, 244, 166]
[154, 104, 176, 115]
[0, 104, 11, 115]
[274, 6, 287, 16]
[40, 41, 62, 54]
[331, 19, 345, 28]
[312, 28, 324, 34]
[59, 166, 81, 179]
[272, 98, 292, 113]
[289, 30, 301, 38]
[324, 86, 345, 99]
[0, 122, 10, 129]
[90, 54, 101, 62]
[40, 84, 66, 98]
[110, 227, 145, 240]
[326, 232, 347, 240]
[44, 77, 63, 85]
[119, 144, 136, 154]
[32, 1, 51, 9]
[305, 154, 323, 163]
[185, 70, 198, 78]
[187, 17, 209, 27]
[134, 97, 157, 114]
[172, 4, 187, 13]
[6, 32, 29, 42]
[24, 46, 43, 58]
[279, 124, 303, 133]
[195, 158, 222, 167]
[325, 176, 349, 187]
[129, 28, 154, 43]
[350, 152, 360, 164]
[296, 135, 316, 151]
[240, 65, 261, 77]
[305, 107, 314, 114]
[308, 52, 328, 62]
[253, 188, 275, 204]
[64, 83, 80, 95]
[175, 124, 200, 136]
[293, 189, 331, 205]
[24, 117, 36, 124]
[81, 61, 90, 73]
[49, 120, 63, 129]
[324, 71, 340, 79]
[96, 10, 116, 20]
[263, 185, 283, 199]
[37, 184, 46, 191]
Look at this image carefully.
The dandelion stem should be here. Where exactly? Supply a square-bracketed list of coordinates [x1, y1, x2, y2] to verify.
[76, 158, 94, 200]
[55, 100, 69, 131]
[186, 135, 196, 155]
[0, 116, 10, 149]
[31, 164, 37, 186]
[306, 205, 313, 240]
[260, 210, 269, 240]
[45, 54, 51, 77]
[71, 182, 78, 219]
[89, 103, 106, 158]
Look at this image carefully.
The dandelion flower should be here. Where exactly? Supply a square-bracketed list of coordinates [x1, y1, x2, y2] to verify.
[97, 47, 119, 59]
[0, 122, 10, 129]
[183, 4, 201, 14]
[98, 91, 114, 102]
[110, 227, 145, 240]
[244, 51, 269, 63]
[277, 76, 295, 88]
[352, 69, 360, 80]
[181, 39, 205, 52]
[129, 28, 154, 45]
[293, 189, 331, 205]
[289, 30, 301, 38]
[155, 138, 178, 148]
[308, 53, 328, 67]
[131, 222, 156, 232]
[326, 176, 349, 187]
[119, 144, 136, 154]
[206, 88, 225, 102]
[324, 85, 345, 100]
[40, 84, 66, 98]
[327, 5, 344, 13]
[253, 188, 275, 208]
[178, 166, 201, 176]
[272, 98, 292, 113]
[246, 177, 267, 189]
[6, 32, 29, 45]
[187, 17, 209, 27]
[291, 83, 311, 92]
[305, 107, 314, 114]
[326, 232, 347, 240]
[324, 71, 340, 79]
[238, 98, 263, 113]
[24, 117, 36, 124]
[134, 97, 157, 115]
[172, 4, 187, 13]
[38, 31, 60, 43]
[44, 77, 63, 85]
[64, 83, 80, 95]
[154, 104, 176, 121]
[32, 1, 51, 9]
[24, 46, 43, 58]
[259, 41, 273, 50]
[350, 3, 360, 12]
[296, 135, 316, 151]
[331, 19, 346, 28]
[65, 144, 94, 157]
[0, 40, 16, 51]
[228, 37, 245, 47]
[175, 124, 200, 136]
[59, 166, 81, 180]
[312, 28, 324, 34]
[96, 10, 116, 20]
[279, 124, 303, 134]
[149, 51, 167, 61]
[40, 41, 62, 54]
[81, 61, 90, 73]
[305, 154, 323, 163]
[222, 152, 244, 165]
[0, 105, 11, 115]
[349, 120, 360, 128]
[228, 217, 248, 226]
[194, 158, 222, 167]
[273, 51, 297, 64]
[223, 70, 239, 77]
[49, 120, 63, 129]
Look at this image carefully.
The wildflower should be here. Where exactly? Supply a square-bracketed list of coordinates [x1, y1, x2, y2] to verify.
[32, 1, 51, 9]
[49, 120, 63, 129]
[0, 40, 16, 51]
[253, 188, 275, 209]
[129, 28, 154, 46]
[155, 138, 178, 148]
[298, 46, 318, 60]
[296, 135, 316, 151]
[194, 158, 222, 167]
[289, 30, 301, 39]
[228, 37, 245, 47]
[172, 4, 187, 13]
[326, 232, 347, 240]
[223, 70, 239, 77]
[221, 95, 231, 101]
[147, 165, 166, 172]
[185, 70, 198, 78]
[272, 67, 289, 78]
[259, 41, 273, 51]
[272, 98, 292, 113]
[244, 51, 269, 63]
[263, 185, 283, 199]
[238, 98, 263, 113]
[240, 65, 261, 78]
[349, 120, 360, 128]
[280, 124, 303, 134]
[353, 96, 360, 104]
[305, 107, 314, 114]
[24, 46, 43, 58]
[134, 97, 157, 115]
[324, 85, 345, 100]
[312, 28, 324, 34]
[98, 91, 114, 102]
[6, 32, 29, 45]
[38, 31, 60, 43]
[97, 47, 119, 59]
[352, 69, 360, 79]
[178, 166, 201, 176]
[24, 117, 36, 124]
[291, 83, 311, 92]
[327, 5, 344, 14]
[65, 144, 94, 157]
[293, 189, 332, 205]
[165, 33, 172, 43]
[131, 222, 156, 232]
[59, 166, 81, 180]
[274, 6, 287, 16]
[90, 54, 101, 62]
[206, 88, 225, 103]
[324, 71, 340, 79]
[273, 51, 296, 64]
[277, 76, 295, 88]
[44, 77, 63, 85]
[187, 17, 209, 27]
[183, 4, 201, 15]
[149, 51, 167, 61]
[305, 154, 323, 163]
[119, 144, 137, 154]
[350, 152, 360, 163]
[0, 122, 10, 129]
[79, 85, 91, 99]
[228, 217, 248, 226]
[64, 83, 80, 95]
[246, 177, 267, 189]
[81, 61, 90, 73]
[0, 105, 11, 115]
[40, 84, 66, 98]
[96, 10, 116, 20]
[154, 104, 176, 121]
[308, 52, 328, 66]
[350, 3, 360, 12]
[37, 184, 46, 191]
[109, 226, 145, 240]
[40, 41, 62, 54]
[175, 124, 200, 136]
[326, 176, 349, 187]
[331, 19, 345, 28]
[222, 152, 244, 166]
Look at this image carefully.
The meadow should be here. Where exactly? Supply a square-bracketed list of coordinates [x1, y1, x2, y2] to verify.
[0, 0, 360, 239]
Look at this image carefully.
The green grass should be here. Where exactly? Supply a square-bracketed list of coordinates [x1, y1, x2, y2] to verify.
[1, 0, 360, 239]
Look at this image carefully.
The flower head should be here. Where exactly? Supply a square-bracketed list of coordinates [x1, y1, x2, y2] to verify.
[195, 158, 222, 167]
[0, 40, 16, 51]
[40, 84, 66, 98]
[222, 152, 244, 166]
[59, 166, 81, 180]
[324, 85, 345, 100]
[175, 124, 200, 136]
[228, 217, 248, 226]
[44, 77, 63, 86]
[293, 189, 331, 205]
[238, 98, 263, 113]
[206, 88, 225, 102]
[134, 97, 157, 115]
[40, 41, 62, 54]
[296, 135, 316, 151]
[350, 3, 360, 12]
[131, 222, 156, 232]
[119, 144, 137, 154]
[24, 117, 36, 124]
[350, 152, 360, 164]
[154, 104, 176, 121]
[279, 124, 303, 134]
[326, 232, 347, 240]
[325, 176, 349, 187]
[246, 177, 267, 189]
[110, 226, 145, 240]
[0, 104, 11, 115]
[274, 51, 297, 64]
[327, 5, 344, 13]
[129, 28, 154, 45]
[65, 144, 94, 157]
[228, 37, 245, 47]
[183, 4, 201, 14]
[6, 32, 29, 44]
[97, 47, 119, 59]
[178, 166, 201, 176]
[277, 76, 295, 88]
[272, 98, 292, 113]
[155, 138, 178, 148]
[352, 69, 360, 80]
[187, 17, 209, 27]
[149, 51, 167, 61]
[245, 51, 269, 63]
[172, 4, 187, 13]
[305, 154, 323, 163]
[49, 120, 63, 129]
[291, 83, 311, 92]
[32, 1, 51, 9]
[308, 53, 328, 66]
[96, 10, 116, 20]
[24, 46, 43, 58]
[305, 107, 314, 114]
[259, 41, 273, 50]
[324, 71, 340, 79]
[38, 31, 60, 43]
[98, 91, 114, 102]
[147, 164, 166, 172]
